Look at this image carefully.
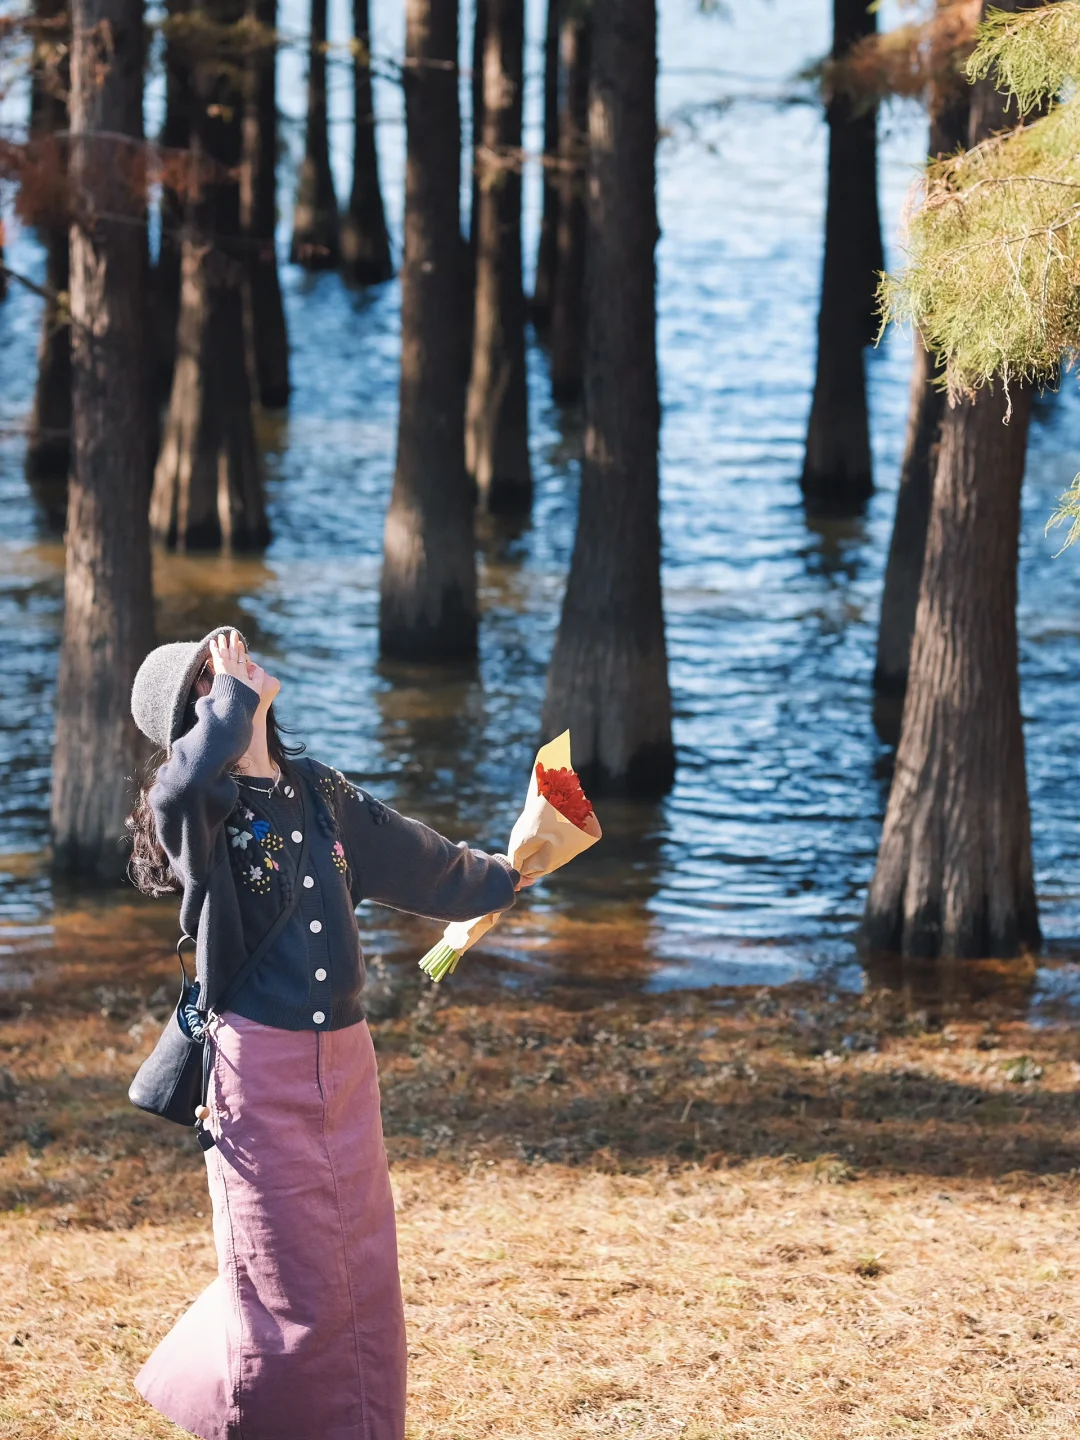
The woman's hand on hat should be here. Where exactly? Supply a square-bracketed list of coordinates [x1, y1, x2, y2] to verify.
[209, 631, 260, 694]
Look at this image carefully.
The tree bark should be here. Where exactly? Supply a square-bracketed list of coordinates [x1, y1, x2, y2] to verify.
[379, 0, 476, 661]
[531, 0, 559, 329]
[800, 0, 883, 513]
[340, 0, 393, 284]
[290, 0, 339, 267]
[548, 6, 589, 402]
[873, 337, 944, 711]
[873, 75, 971, 711]
[541, 0, 674, 796]
[151, 0, 267, 551]
[242, 0, 290, 407]
[154, 0, 193, 397]
[863, 385, 1038, 958]
[53, 0, 155, 879]
[468, 0, 485, 261]
[26, 0, 71, 510]
[465, 0, 531, 514]
[864, 0, 1042, 962]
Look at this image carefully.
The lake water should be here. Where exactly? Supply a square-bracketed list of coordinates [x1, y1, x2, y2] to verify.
[3, 0, 1080, 1010]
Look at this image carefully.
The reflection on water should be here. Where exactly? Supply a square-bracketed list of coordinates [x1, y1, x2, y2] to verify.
[2, 0, 1080, 1015]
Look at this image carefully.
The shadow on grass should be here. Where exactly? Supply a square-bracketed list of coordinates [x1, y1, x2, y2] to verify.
[2, 939, 1078, 1230]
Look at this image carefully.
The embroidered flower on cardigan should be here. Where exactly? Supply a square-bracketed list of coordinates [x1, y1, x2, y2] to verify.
[228, 807, 285, 896]
[331, 839, 348, 874]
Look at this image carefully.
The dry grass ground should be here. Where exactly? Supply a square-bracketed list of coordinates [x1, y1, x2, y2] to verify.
[1, 919, 1078, 1438]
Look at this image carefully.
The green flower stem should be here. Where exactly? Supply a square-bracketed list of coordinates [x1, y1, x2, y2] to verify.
[418, 940, 463, 983]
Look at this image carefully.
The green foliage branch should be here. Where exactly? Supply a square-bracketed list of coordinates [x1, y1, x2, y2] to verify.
[880, 2, 1080, 545]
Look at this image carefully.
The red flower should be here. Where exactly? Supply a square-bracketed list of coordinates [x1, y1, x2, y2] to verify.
[535, 762, 594, 830]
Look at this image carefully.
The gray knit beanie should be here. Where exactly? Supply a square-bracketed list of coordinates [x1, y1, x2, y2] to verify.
[131, 626, 249, 752]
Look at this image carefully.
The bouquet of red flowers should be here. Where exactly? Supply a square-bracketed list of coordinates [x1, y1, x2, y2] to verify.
[419, 731, 602, 982]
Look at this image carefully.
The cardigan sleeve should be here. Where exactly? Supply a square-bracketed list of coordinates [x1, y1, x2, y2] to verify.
[150, 673, 261, 888]
[335, 779, 518, 922]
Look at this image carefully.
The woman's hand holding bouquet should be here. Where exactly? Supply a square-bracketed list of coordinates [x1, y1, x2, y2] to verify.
[419, 731, 602, 981]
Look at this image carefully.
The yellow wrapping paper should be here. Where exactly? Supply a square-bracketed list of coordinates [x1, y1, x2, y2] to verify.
[420, 731, 601, 978]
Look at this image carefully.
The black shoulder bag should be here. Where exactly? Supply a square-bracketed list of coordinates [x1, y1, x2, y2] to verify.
[129, 773, 312, 1151]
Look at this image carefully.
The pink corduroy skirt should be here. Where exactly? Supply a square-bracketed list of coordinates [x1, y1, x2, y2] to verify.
[136, 1013, 406, 1440]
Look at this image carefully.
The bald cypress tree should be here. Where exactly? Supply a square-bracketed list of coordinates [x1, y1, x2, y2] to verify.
[26, 0, 71, 511]
[379, 0, 476, 660]
[875, 25, 973, 709]
[541, 0, 674, 795]
[53, 0, 155, 877]
[150, 0, 267, 551]
[465, 0, 532, 514]
[548, 4, 589, 402]
[154, 0, 192, 396]
[291, 0, 339, 267]
[801, 0, 884, 513]
[243, 0, 290, 407]
[865, 0, 1046, 962]
[532, 0, 560, 329]
[340, 0, 393, 284]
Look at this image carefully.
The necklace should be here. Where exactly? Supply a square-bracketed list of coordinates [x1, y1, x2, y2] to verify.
[237, 766, 281, 797]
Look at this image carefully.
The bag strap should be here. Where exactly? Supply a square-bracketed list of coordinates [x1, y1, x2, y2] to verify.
[195, 771, 313, 1016]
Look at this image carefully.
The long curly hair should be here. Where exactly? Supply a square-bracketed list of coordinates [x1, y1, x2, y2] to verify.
[126, 663, 305, 897]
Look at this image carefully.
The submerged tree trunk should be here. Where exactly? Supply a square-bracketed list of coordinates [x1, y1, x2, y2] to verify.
[548, 7, 589, 402]
[242, 0, 290, 407]
[379, 0, 476, 660]
[531, 0, 559, 329]
[873, 338, 945, 712]
[290, 0, 339, 267]
[151, 0, 267, 551]
[340, 0, 393, 284]
[465, 0, 531, 514]
[800, 0, 883, 513]
[541, 0, 674, 796]
[873, 79, 971, 712]
[26, 0, 71, 510]
[864, 0, 1041, 962]
[54, 0, 155, 878]
[155, 0, 193, 396]
[863, 385, 1038, 958]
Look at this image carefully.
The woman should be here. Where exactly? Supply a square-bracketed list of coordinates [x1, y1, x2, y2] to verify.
[127, 626, 522, 1440]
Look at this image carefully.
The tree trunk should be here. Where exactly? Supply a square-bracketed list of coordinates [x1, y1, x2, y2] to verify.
[290, 0, 339, 267]
[340, 0, 393, 284]
[800, 0, 882, 513]
[873, 74, 971, 712]
[54, 0, 155, 878]
[242, 0, 290, 407]
[379, 0, 476, 661]
[531, 0, 559, 329]
[155, 0, 192, 397]
[26, 0, 71, 511]
[864, 0, 1042, 962]
[863, 385, 1038, 958]
[151, 0, 267, 551]
[540, 0, 674, 796]
[873, 337, 944, 713]
[465, 0, 531, 514]
[548, 7, 589, 402]
[468, 0, 485, 260]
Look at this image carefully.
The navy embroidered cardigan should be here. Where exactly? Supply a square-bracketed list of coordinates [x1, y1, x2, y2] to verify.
[150, 673, 518, 1030]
